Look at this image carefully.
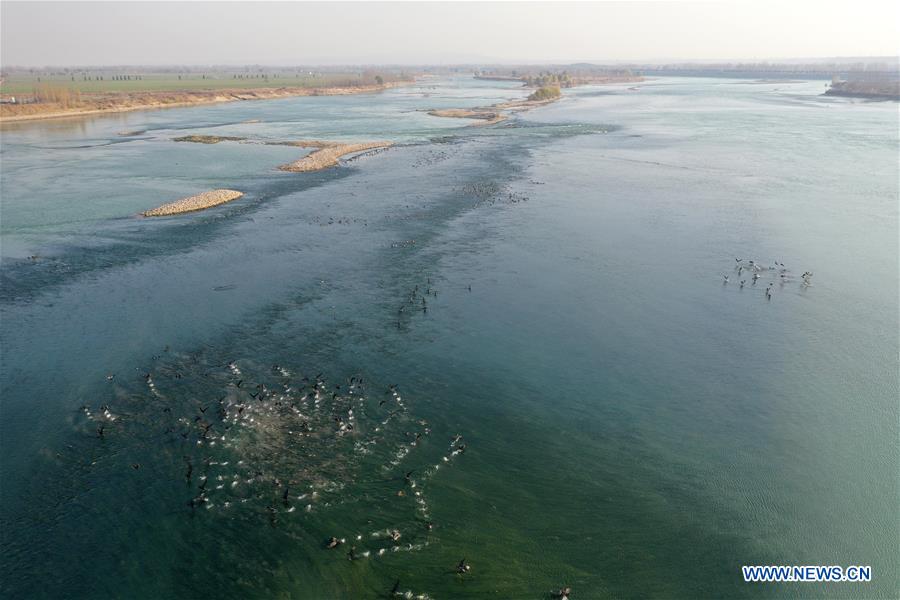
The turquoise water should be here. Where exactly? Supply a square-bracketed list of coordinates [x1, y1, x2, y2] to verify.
[1, 77, 897, 598]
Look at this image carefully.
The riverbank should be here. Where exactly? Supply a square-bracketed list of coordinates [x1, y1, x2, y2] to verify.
[142, 189, 244, 216]
[278, 141, 393, 172]
[0, 82, 407, 124]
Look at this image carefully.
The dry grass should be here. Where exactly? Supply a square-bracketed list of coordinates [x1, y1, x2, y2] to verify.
[142, 189, 244, 217]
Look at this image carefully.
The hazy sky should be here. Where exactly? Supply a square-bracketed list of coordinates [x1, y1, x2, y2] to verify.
[2, 1, 898, 67]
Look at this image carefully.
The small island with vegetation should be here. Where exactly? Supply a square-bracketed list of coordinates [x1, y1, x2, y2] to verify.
[527, 86, 562, 101]
[825, 74, 899, 100]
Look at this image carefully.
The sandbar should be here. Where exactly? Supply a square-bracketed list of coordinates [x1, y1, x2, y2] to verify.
[142, 189, 244, 216]
[278, 141, 393, 172]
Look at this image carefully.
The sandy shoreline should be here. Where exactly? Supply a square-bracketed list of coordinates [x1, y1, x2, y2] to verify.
[0, 82, 407, 125]
[142, 189, 244, 216]
[278, 141, 393, 172]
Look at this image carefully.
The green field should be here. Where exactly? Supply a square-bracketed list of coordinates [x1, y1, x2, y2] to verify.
[0, 71, 400, 95]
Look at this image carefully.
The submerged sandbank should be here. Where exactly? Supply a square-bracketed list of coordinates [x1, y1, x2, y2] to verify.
[278, 141, 393, 172]
[173, 135, 246, 144]
[493, 96, 560, 111]
[428, 94, 560, 127]
[427, 108, 506, 125]
[169, 136, 393, 172]
[142, 189, 244, 217]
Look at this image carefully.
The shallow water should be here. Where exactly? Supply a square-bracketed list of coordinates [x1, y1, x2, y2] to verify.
[1, 76, 897, 599]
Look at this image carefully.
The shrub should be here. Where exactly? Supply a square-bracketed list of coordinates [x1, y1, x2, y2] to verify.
[528, 86, 561, 102]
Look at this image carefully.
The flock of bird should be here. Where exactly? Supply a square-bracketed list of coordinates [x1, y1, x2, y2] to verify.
[81, 349, 551, 599]
[394, 277, 451, 330]
[307, 215, 369, 227]
[71, 169, 574, 597]
[458, 181, 530, 207]
[343, 145, 393, 165]
[410, 146, 457, 169]
[723, 258, 814, 300]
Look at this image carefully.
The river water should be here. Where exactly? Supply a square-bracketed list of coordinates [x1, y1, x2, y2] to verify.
[1, 76, 897, 598]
